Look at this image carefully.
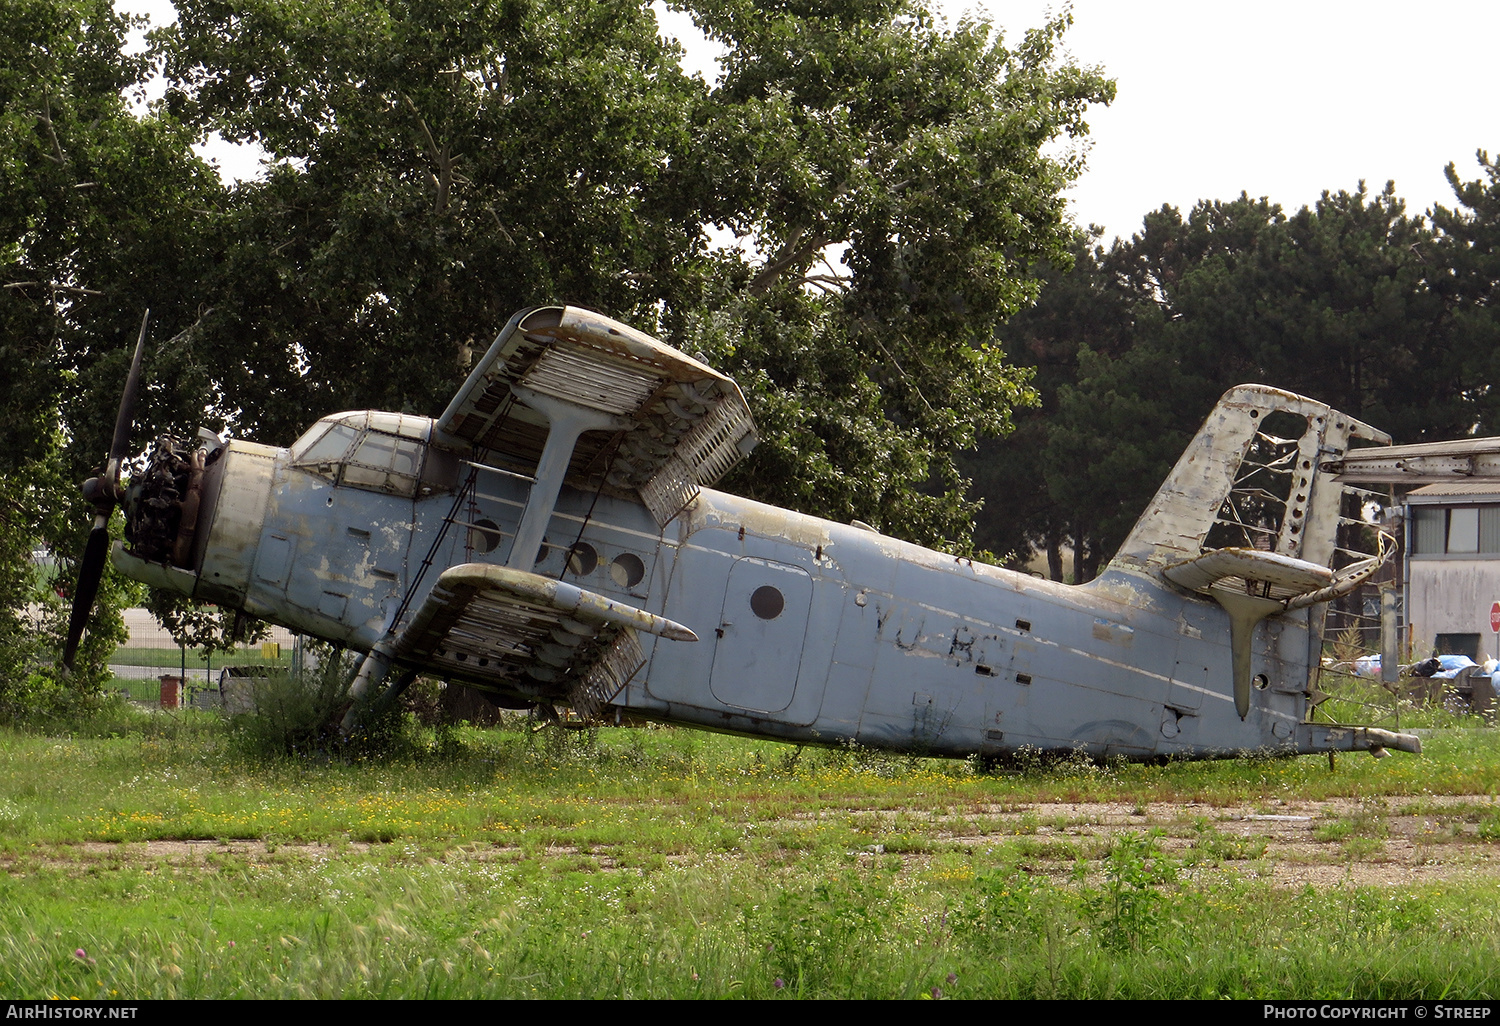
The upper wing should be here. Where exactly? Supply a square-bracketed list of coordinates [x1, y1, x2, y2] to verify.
[434, 306, 756, 522]
[1327, 436, 1500, 484]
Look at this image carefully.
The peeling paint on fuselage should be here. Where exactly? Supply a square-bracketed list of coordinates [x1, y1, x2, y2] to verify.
[138, 424, 1315, 762]
[622, 487, 1312, 759]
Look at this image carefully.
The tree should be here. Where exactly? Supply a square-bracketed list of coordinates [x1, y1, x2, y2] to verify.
[1239, 183, 1454, 441]
[1041, 196, 1294, 578]
[1430, 152, 1500, 435]
[153, 0, 1113, 549]
[0, 0, 222, 695]
[665, 0, 1113, 545]
[157, 0, 710, 440]
[974, 183, 1469, 582]
[966, 198, 1288, 580]
[0, 0, 1113, 693]
[961, 229, 1130, 574]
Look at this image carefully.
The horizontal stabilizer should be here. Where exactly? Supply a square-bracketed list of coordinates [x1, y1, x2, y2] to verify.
[1162, 548, 1333, 600]
[393, 564, 695, 717]
[1165, 548, 1340, 721]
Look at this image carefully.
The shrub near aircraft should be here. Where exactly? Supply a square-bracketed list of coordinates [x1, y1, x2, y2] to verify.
[67, 307, 1424, 761]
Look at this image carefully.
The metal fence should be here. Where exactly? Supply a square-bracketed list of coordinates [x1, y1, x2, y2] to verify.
[110, 609, 300, 707]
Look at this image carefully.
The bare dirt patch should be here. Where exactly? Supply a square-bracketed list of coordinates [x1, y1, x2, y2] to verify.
[10, 794, 1499, 887]
[789, 794, 1500, 887]
[938, 795, 1500, 887]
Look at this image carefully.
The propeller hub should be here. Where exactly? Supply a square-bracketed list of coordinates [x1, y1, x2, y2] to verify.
[81, 474, 121, 510]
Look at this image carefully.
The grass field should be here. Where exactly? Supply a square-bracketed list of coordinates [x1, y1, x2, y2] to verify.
[108, 648, 294, 670]
[1, 706, 1498, 999]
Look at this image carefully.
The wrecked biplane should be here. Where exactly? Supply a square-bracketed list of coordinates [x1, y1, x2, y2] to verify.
[66, 306, 1420, 760]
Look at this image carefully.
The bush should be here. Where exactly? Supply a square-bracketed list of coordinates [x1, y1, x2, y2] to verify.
[748, 872, 900, 995]
[1077, 832, 1180, 952]
[229, 650, 415, 759]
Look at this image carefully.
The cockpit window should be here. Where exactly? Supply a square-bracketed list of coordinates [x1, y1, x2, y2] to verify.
[294, 422, 361, 467]
[344, 430, 424, 496]
[290, 412, 436, 498]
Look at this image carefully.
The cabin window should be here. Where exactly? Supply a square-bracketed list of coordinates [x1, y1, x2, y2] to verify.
[295, 422, 360, 468]
[343, 431, 424, 497]
[469, 519, 503, 554]
[750, 585, 785, 620]
[566, 543, 599, 576]
[611, 553, 646, 588]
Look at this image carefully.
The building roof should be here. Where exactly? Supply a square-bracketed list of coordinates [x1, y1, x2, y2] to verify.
[1406, 482, 1500, 503]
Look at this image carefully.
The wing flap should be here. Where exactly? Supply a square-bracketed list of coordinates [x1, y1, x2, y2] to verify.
[637, 392, 758, 522]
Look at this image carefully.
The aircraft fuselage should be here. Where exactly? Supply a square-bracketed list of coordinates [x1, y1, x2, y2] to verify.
[117, 423, 1367, 761]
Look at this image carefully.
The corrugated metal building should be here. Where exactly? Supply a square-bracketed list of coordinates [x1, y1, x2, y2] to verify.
[1405, 482, 1500, 660]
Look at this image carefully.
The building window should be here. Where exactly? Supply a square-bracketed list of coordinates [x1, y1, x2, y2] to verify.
[1449, 508, 1480, 553]
[1435, 633, 1481, 660]
[1411, 505, 1500, 556]
[1413, 507, 1445, 553]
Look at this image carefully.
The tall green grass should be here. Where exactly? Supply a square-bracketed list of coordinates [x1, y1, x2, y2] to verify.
[0, 707, 1497, 998]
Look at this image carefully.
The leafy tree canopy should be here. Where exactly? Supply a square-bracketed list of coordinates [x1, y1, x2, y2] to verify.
[146, 0, 1113, 547]
[0, 0, 1113, 678]
[1430, 151, 1500, 435]
[973, 175, 1500, 582]
[0, 0, 215, 693]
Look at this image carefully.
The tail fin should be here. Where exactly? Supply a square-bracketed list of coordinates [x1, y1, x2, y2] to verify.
[1110, 385, 1390, 578]
[1108, 385, 1394, 719]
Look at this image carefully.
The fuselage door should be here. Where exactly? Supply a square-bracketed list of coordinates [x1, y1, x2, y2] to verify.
[710, 557, 813, 713]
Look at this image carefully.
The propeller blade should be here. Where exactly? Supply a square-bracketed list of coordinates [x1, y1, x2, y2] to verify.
[65, 311, 150, 672]
[108, 310, 150, 470]
[62, 514, 111, 671]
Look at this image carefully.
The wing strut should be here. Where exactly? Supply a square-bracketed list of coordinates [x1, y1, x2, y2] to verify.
[505, 386, 632, 570]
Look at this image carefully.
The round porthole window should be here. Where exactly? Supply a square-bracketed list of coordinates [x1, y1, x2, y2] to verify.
[469, 518, 502, 554]
[750, 585, 784, 620]
[567, 542, 598, 576]
[610, 552, 646, 588]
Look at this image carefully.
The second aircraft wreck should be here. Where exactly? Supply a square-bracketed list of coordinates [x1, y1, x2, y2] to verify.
[70, 306, 1424, 761]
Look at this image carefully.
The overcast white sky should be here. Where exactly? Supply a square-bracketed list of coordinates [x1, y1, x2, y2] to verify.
[122, 0, 1500, 245]
[969, 0, 1500, 244]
